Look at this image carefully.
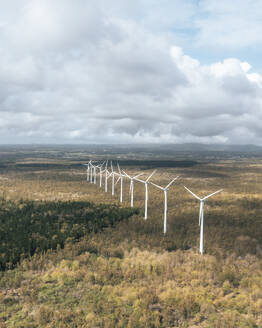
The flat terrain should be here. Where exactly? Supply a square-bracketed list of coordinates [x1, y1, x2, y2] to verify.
[0, 146, 262, 327]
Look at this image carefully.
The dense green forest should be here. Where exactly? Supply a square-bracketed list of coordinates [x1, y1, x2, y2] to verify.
[0, 199, 138, 270]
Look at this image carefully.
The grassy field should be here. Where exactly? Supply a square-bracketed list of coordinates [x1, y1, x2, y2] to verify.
[0, 150, 262, 327]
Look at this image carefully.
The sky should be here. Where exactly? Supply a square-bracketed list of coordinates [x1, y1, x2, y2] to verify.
[1, 0, 262, 145]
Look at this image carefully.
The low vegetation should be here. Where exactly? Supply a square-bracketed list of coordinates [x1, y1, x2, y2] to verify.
[0, 150, 262, 327]
[0, 221, 261, 327]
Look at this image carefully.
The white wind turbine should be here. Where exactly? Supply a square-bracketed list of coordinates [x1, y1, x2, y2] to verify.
[184, 186, 223, 254]
[150, 176, 179, 234]
[93, 165, 97, 184]
[82, 161, 91, 182]
[89, 162, 94, 183]
[96, 162, 105, 188]
[88, 161, 92, 182]
[134, 170, 156, 220]
[123, 171, 143, 207]
[108, 161, 116, 196]
[104, 161, 110, 193]
[91, 162, 99, 184]
[115, 163, 124, 203]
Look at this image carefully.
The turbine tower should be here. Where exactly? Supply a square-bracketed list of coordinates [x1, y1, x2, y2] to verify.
[115, 163, 124, 202]
[134, 170, 156, 219]
[104, 161, 109, 192]
[150, 176, 179, 234]
[93, 165, 97, 184]
[96, 162, 105, 188]
[89, 162, 94, 183]
[184, 186, 223, 254]
[107, 161, 117, 196]
[123, 171, 143, 207]
[82, 161, 91, 181]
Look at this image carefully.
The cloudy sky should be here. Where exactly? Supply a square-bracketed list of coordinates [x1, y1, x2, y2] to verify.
[1, 0, 262, 144]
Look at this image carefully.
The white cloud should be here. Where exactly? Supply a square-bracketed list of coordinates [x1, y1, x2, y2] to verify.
[0, 0, 262, 144]
[196, 0, 262, 49]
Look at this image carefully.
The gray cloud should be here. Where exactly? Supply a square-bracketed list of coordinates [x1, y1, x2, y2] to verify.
[0, 1, 262, 144]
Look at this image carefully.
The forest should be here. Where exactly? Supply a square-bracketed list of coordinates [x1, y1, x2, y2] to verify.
[0, 199, 137, 270]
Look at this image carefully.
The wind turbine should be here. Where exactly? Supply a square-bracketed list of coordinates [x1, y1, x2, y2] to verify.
[184, 186, 223, 254]
[123, 171, 143, 207]
[134, 170, 156, 219]
[93, 165, 97, 184]
[95, 162, 105, 188]
[108, 161, 116, 196]
[104, 161, 110, 193]
[89, 162, 94, 183]
[90, 161, 99, 184]
[88, 161, 92, 182]
[150, 176, 179, 234]
[82, 161, 91, 181]
[115, 163, 124, 203]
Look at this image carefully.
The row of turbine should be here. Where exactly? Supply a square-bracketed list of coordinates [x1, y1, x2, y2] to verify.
[83, 160, 223, 254]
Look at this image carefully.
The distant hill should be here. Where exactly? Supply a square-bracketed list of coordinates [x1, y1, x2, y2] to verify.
[1, 143, 262, 153]
[106, 143, 262, 153]
[159, 143, 262, 152]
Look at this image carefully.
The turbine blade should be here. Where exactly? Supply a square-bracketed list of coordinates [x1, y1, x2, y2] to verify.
[184, 186, 201, 200]
[203, 189, 223, 200]
[99, 161, 105, 169]
[146, 169, 157, 182]
[134, 172, 143, 179]
[134, 177, 145, 184]
[117, 163, 121, 174]
[166, 176, 179, 189]
[150, 181, 164, 190]
[115, 176, 121, 186]
[122, 170, 131, 179]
